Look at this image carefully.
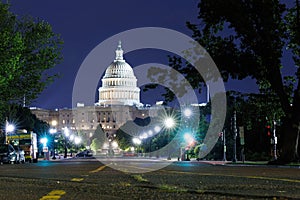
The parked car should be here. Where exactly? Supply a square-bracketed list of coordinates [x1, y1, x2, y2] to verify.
[75, 150, 93, 157]
[0, 144, 18, 164]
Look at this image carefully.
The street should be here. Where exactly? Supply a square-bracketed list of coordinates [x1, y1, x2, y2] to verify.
[0, 158, 299, 200]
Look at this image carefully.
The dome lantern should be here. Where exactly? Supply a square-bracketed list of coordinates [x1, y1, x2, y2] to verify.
[114, 41, 124, 61]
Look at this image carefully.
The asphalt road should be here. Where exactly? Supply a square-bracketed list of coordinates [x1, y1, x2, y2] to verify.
[0, 157, 299, 200]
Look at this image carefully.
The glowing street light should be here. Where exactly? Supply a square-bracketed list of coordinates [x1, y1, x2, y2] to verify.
[154, 126, 161, 133]
[49, 128, 57, 134]
[51, 120, 57, 127]
[183, 108, 192, 118]
[40, 137, 48, 147]
[6, 123, 15, 133]
[132, 137, 142, 156]
[69, 134, 74, 141]
[148, 130, 153, 136]
[132, 137, 142, 145]
[63, 127, 70, 158]
[74, 136, 81, 145]
[183, 132, 195, 161]
[184, 132, 194, 144]
[5, 122, 15, 144]
[111, 141, 118, 149]
[164, 117, 175, 129]
[63, 127, 70, 137]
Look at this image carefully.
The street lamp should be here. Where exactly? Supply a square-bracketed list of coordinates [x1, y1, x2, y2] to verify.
[164, 117, 175, 129]
[132, 137, 141, 156]
[74, 136, 81, 145]
[40, 137, 48, 147]
[154, 126, 161, 133]
[63, 127, 70, 158]
[51, 120, 57, 127]
[183, 108, 192, 118]
[5, 122, 15, 144]
[183, 132, 194, 161]
[40, 137, 49, 160]
[163, 116, 176, 160]
[50, 120, 58, 159]
[49, 128, 57, 159]
[49, 128, 57, 134]
[232, 111, 237, 163]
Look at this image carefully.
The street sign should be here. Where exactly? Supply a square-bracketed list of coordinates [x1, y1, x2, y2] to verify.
[43, 147, 48, 153]
[239, 126, 245, 145]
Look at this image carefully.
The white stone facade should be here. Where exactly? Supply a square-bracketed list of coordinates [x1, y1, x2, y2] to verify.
[97, 41, 141, 106]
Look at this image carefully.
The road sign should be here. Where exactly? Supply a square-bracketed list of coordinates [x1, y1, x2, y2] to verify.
[43, 147, 48, 152]
[239, 126, 245, 145]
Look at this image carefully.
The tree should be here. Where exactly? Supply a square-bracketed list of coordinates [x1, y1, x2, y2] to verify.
[90, 138, 101, 154]
[184, 0, 300, 163]
[0, 2, 63, 121]
[90, 124, 106, 152]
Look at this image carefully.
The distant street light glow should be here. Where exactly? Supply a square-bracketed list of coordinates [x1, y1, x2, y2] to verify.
[69, 135, 75, 141]
[132, 137, 142, 145]
[49, 128, 57, 134]
[64, 127, 70, 137]
[148, 130, 153, 136]
[112, 141, 118, 148]
[154, 126, 161, 133]
[74, 136, 81, 144]
[183, 108, 192, 117]
[183, 132, 194, 143]
[51, 120, 58, 127]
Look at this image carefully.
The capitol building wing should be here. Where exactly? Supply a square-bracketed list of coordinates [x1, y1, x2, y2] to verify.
[30, 41, 161, 150]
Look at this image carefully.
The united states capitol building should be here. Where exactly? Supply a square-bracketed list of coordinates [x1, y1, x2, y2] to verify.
[30, 41, 163, 147]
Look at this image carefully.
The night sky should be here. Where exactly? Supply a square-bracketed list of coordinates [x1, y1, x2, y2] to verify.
[9, 0, 294, 109]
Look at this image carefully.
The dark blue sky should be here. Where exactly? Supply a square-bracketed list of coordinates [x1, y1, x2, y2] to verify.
[9, 0, 293, 109]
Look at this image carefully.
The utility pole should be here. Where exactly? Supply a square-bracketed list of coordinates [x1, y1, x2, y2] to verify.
[223, 129, 227, 161]
[232, 111, 237, 163]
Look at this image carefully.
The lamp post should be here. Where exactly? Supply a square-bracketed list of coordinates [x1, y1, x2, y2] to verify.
[40, 137, 48, 160]
[183, 132, 194, 161]
[5, 121, 15, 144]
[182, 107, 193, 161]
[222, 130, 227, 161]
[132, 137, 141, 156]
[49, 128, 57, 159]
[232, 111, 237, 163]
[272, 120, 277, 161]
[50, 120, 57, 159]
[164, 117, 175, 160]
[63, 127, 70, 158]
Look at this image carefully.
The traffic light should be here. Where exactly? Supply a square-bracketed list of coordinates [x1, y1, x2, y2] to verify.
[266, 125, 271, 136]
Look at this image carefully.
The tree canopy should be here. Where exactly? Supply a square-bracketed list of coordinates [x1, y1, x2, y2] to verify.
[185, 0, 300, 163]
[0, 2, 63, 122]
[144, 0, 300, 163]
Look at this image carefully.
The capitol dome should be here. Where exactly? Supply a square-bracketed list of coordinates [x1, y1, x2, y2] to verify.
[97, 41, 141, 106]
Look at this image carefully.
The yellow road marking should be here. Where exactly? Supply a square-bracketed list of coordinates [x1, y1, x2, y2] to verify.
[162, 170, 300, 183]
[88, 164, 300, 184]
[71, 178, 84, 182]
[89, 164, 109, 173]
[40, 190, 66, 200]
